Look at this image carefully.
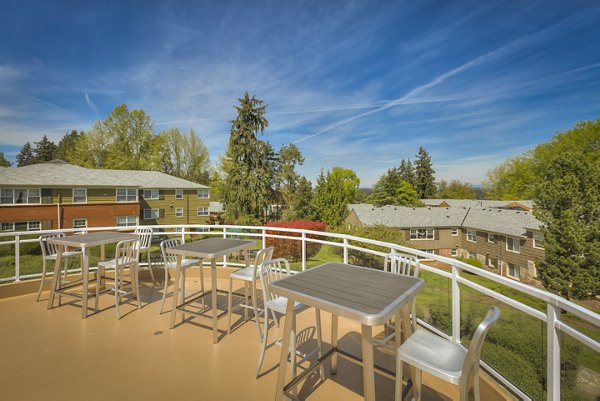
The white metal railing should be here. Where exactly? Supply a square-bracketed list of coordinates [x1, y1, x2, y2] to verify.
[0, 224, 598, 400]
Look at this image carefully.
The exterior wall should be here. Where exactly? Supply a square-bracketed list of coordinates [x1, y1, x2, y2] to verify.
[0, 205, 56, 229]
[403, 227, 460, 255]
[345, 210, 364, 228]
[140, 189, 210, 226]
[61, 203, 139, 229]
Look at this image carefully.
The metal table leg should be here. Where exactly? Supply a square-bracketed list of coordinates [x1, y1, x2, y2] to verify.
[361, 324, 375, 401]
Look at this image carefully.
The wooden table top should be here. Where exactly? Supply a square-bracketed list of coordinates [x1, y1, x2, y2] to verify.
[165, 237, 255, 259]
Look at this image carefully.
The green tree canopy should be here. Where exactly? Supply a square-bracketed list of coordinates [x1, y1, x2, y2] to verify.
[435, 179, 476, 199]
[284, 176, 315, 220]
[398, 158, 415, 187]
[274, 143, 304, 217]
[483, 156, 535, 199]
[414, 146, 435, 198]
[16, 142, 34, 167]
[0, 151, 12, 167]
[313, 166, 360, 227]
[367, 167, 418, 206]
[154, 128, 210, 183]
[33, 135, 57, 163]
[55, 130, 81, 162]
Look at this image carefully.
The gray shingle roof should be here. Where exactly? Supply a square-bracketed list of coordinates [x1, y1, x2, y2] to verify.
[0, 160, 208, 189]
[421, 198, 533, 209]
[348, 203, 542, 237]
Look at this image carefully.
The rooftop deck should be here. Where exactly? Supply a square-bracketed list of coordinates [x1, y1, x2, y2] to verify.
[0, 270, 507, 401]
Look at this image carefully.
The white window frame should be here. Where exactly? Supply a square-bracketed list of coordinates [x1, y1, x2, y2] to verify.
[175, 207, 183, 218]
[451, 227, 458, 236]
[73, 188, 87, 203]
[1, 222, 15, 231]
[506, 237, 521, 253]
[116, 188, 137, 202]
[143, 209, 159, 220]
[27, 221, 41, 231]
[0, 189, 13, 204]
[508, 263, 521, 279]
[467, 229, 476, 242]
[175, 189, 183, 199]
[73, 218, 88, 228]
[533, 232, 545, 249]
[488, 257, 497, 268]
[487, 233, 495, 243]
[451, 249, 458, 257]
[27, 188, 41, 204]
[0, 188, 42, 204]
[197, 189, 209, 199]
[143, 189, 159, 200]
[116, 215, 137, 227]
[197, 207, 209, 216]
[409, 228, 434, 240]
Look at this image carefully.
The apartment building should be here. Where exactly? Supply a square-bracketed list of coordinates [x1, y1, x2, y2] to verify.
[346, 203, 545, 284]
[0, 160, 210, 230]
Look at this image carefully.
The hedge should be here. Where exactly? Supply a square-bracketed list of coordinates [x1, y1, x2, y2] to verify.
[265, 220, 326, 262]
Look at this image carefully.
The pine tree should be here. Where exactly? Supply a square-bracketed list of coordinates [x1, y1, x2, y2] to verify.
[33, 135, 57, 162]
[16, 142, 34, 167]
[398, 159, 415, 187]
[0, 151, 12, 167]
[55, 130, 81, 162]
[414, 146, 435, 198]
[285, 176, 315, 220]
[368, 167, 418, 206]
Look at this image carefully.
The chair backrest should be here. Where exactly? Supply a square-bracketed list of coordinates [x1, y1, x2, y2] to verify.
[134, 227, 153, 249]
[250, 246, 274, 281]
[258, 258, 291, 304]
[39, 232, 65, 258]
[114, 238, 141, 268]
[160, 238, 182, 266]
[460, 306, 501, 390]
[385, 252, 420, 277]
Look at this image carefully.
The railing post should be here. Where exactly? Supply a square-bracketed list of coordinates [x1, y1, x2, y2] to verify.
[223, 227, 227, 266]
[343, 238, 348, 264]
[181, 227, 185, 244]
[301, 232, 306, 271]
[14, 235, 20, 282]
[451, 265, 460, 342]
[262, 228, 266, 249]
[547, 304, 561, 401]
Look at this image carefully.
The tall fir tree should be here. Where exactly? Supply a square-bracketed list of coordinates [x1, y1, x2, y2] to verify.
[0, 151, 12, 167]
[414, 146, 435, 198]
[285, 176, 315, 220]
[221, 92, 274, 221]
[33, 135, 57, 162]
[16, 142, 34, 167]
[367, 167, 418, 206]
[55, 130, 81, 162]
[398, 159, 416, 187]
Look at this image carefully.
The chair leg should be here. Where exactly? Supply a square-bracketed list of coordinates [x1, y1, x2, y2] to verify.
[271, 309, 279, 327]
[95, 266, 101, 312]
[199, 261, 205, 308]
[227, 276, 234, 334]
[315, 308, 325, 381]
[256, 304, 270, 378]
[290, 315, 298, 397]
[414, 368, 422, 401]
[134, 263, 141, 310]
[243, 281, 249, 321]
[251, 280, 262, 340]
[115, 266, 121, 320]
[395, 356, 404, 401]
[159, 267, 169, 314]
[147, 250, 156, 284]
[36, 258, 47, 302]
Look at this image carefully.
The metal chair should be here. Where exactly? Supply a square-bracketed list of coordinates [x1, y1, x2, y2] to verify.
[36, 233, 82, 302]
[95, 238, 142, 319]
[134, 227, 156, 284]
[375, 252, 420, 347]
[227, 246, 274, 338]
[159, 238, 203, 314]
[395, 305, 501, 401]
[255, 258, 323, 379]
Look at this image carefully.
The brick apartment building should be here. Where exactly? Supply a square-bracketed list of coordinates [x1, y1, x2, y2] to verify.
[0, 160, 211, 231]
[346, 203, 545, 284]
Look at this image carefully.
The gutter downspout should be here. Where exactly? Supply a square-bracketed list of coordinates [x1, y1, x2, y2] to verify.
[57, 187, 61, 230]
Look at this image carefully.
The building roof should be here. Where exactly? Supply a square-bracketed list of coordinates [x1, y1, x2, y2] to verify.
[209, 201, 224, 213]
[348, 203, 542, 237]
[421, 198, 533, 210]
[0, 160, 208, 189]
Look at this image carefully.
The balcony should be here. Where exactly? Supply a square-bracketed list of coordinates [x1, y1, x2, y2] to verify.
[0, 225, 598, 401]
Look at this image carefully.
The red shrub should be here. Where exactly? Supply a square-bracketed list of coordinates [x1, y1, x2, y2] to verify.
[265, 220, 326, 262]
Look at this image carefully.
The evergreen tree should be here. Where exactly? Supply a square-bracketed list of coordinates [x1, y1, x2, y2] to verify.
[275, 143, 304, 216]
[0, 151, 12, 167]
[55, 130, 81, 162]
[367, 167, 418, 206]
[221, 92, 274, 221]
[414, 146, 435, 198]
[284, 176, 315, 220]
[398, 159, 416, 187]
[16, 142, 34, 167]
[313, 167, 360, 227]
[33, 134, 57, 162]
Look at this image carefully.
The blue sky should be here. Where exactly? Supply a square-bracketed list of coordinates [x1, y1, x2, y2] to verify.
[1, 1, 599, 186]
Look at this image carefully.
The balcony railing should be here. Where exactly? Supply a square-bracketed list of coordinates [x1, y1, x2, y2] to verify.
[0, 224, 598, 401]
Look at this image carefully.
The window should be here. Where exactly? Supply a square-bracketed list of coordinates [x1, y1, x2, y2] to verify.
[410, 228, 434, 240]
[197, 189, 209, 198]
[508, 263, 521, 279]
[27, 221, 40, 231]
[1, 222, 15, 231]
[467, 229, 476, 242]
[116, 216, 137, 227]
[143, 209, 159, 219]
[175, 189, 183, 199]
[73, 219, 87, 228]
[451, 249, 458, 257]
[533, 232, 545, 249]
[451, 227, 458, 236]
[27, 189, 40, 204]
[0, 189, 12, 204]
[143, 189, 159, 199]
[424, 249, 436, 255]
[506, 237, 521, 253]
[116, 188, 137, 202]
[487, 233, 495, 243]
[197, 207, 209, 216]
[468, 251, 476, 259]
[14, 189, 27, 203]
[175, 208, 183, 217]
[0, 188, 41, 204]
[73, 188, 87, 203]
[488, 257, 497, 268]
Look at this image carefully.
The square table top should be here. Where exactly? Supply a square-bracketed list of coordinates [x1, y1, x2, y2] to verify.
[166, 237, 255, 259]
[47, 232, 139, 248]
[270, 262, 424, 326]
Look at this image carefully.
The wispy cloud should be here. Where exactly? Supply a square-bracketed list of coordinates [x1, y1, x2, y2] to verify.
[84, 92, 99, 115]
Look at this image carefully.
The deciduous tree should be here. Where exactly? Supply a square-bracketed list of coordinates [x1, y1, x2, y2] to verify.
[313, 167, 360, 227]
[55, 130, 81, 162]
[435, 179, 476, 199]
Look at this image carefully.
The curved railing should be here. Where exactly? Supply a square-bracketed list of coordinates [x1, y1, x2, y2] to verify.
[0, 224, 598, 401]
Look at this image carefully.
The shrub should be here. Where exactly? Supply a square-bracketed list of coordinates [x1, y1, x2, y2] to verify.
[265, 220, 326, 262]
[338, 225, 406, 268]
[458, 257, 483, 268]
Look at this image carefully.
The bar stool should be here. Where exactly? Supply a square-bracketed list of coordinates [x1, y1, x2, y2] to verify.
[36, 233, 82, 302]
[134, 227, 156, 283]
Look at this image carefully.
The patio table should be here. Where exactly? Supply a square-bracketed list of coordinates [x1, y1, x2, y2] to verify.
[167, 237, 254, 343]
[270, 262, 425, 401]
[47, 231, 139, 319]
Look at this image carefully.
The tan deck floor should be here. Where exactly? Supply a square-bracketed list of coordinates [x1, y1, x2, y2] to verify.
[0, 270, 508, 401]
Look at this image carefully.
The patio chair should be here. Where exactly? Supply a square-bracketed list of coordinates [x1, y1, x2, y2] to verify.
[255, 258, 324, 379]
[375, 252, 420, 348]
[36, 233, 83, 302]
[95, 238, 142, 319]
[395, 305, 501, 401]
[227, 246, 274, 338]
[134, 227, 156, 284]
[159, 238, 203, 314]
